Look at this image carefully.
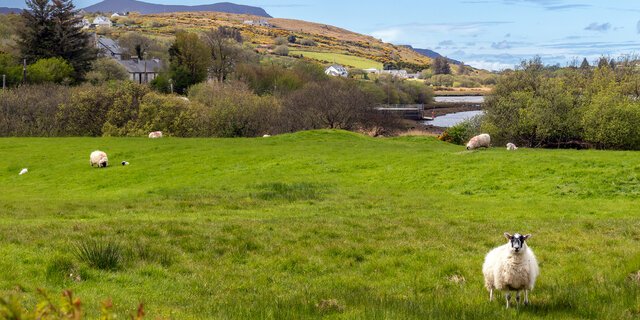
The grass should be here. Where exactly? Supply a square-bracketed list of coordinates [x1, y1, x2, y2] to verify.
[290, 50, 383, 69]
[1, 130, 640, 318]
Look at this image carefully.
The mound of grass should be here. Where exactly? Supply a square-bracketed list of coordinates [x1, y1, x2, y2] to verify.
[74, 239, 123, 271]
[290, 50, 383, 69]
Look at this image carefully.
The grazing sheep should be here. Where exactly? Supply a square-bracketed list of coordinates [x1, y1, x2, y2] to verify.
[482, 233, 539, 308]
[90, 151, 108, 168]
[19, 168, 28, 175]
[506, 143, 518, 151]
[148, 131, 163, 138]
[466, 134, 491, 150]
[121, 161, 129, 166]
[263, 134, 271, 137]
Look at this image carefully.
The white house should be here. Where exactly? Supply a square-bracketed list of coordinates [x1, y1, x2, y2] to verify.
[79, 18, 91, 29]
[93, 16, 112, 28]
[380, 69, 408, 78]
[111, 12, 127, 18]
[325, 64, 348, 77]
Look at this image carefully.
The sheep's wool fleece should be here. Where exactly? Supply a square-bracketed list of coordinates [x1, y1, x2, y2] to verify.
[483, 244, 538, 291]
[467, 134, 491, 149]
[149, 131, 163, 138]
[507, 143, 518, 150]
[90, 151, 108, 166]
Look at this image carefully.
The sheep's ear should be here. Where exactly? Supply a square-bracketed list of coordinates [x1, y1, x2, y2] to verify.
[523, 234, 531, 240]
[504, 233, 512, 240]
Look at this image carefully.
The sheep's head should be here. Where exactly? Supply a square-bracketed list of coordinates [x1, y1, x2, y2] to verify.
[99, 159, 108, 167]
[504, 233, 530, 253]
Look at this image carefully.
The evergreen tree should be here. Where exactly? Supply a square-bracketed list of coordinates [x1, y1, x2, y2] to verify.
[609, 59, 616, 70]
[580, 57, 590, 70]
[432, 56, 451, 75]
[597, 57, 609, 69]
[18, 0, 96, 78]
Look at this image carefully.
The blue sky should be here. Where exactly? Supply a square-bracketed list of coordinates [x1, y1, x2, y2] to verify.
[6, 0, 640, 70]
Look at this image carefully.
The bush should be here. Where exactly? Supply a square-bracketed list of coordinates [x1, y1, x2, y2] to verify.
[27, 57, 75, 84]
[582, 91, 640, 149]
[299, 38, 315, 46]
[56, 84, 115, 136]
[102, 82, 151, 136]
[86, 58, 129, 84]
[189, 81, 281, 137]
[274, 45, 289, 56]
[133, 92, 209, 137]
[0, 84, 71, 136]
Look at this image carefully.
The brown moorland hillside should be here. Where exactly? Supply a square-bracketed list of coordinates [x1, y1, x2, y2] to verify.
[108, 11, 431, 67]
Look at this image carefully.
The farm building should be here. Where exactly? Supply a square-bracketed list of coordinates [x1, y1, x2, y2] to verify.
[325, 65, 348, 77]
[97, 37, 124, 60]
[93, 16, 112, 28]
[117, 58, 164, 84]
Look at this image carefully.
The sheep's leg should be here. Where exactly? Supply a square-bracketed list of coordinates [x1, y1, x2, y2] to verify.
[505, 291, 511, 308]
[489, 289, 493, 301]
[516, 291, 521, 308]
[524, 290, 529, 305]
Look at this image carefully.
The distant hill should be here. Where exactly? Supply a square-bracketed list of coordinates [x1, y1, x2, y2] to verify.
[403, 45, 461, 65]
[0, 7, 22, 14]
[82, 0, 271, 17]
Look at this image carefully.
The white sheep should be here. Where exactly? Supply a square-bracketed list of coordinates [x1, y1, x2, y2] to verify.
[19, 168, 28, 175]
[482, 233, 539, 308]
[148, 131, 163, 138]
[263, 134, 271, 137]
[466, 133, 491, 150]
[506, 143, 518, 151]
[90, 150, 108, 168]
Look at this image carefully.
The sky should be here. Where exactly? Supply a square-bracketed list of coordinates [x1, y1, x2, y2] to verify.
[5, 0, 640, 70]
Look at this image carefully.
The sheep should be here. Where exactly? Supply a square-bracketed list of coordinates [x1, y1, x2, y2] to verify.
[149, 131, 163, 138]
[263, 134, 271, 137]
[90, 150, 108, 168]
[506, 143, 518, 151]
[466, 133, 491, 150]
[121, 161, 129, 166]
[482, 233, 539, 308]
[19, 168, 28, 175]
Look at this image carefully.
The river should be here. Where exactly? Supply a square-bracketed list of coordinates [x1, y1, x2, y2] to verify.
[434, 96, 485, 103]
[424, 95, 485, 127]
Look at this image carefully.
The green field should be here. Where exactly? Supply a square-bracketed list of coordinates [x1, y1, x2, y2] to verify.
[290, 50, 383, 70]
[1, 130, 640, 319]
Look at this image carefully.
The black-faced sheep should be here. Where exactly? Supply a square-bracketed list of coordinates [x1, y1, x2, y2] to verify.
[466, 134, 491, 150]
[90, 151, 108, 168]
[482, 233, 539, 308]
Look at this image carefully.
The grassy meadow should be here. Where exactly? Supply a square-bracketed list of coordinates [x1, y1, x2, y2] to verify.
[1, 130, 640, 319]
[289, 50, 383, 70]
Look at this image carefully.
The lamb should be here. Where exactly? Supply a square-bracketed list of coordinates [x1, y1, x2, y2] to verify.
[148, 131, 163, 138]
[506, 143, 518, 151]
[482, 233, 539, 308]
[466, 133, 491, 150]
[19, 168, 28, 175]
[90, 150, 108, 168]
[263, 134, 271, 137]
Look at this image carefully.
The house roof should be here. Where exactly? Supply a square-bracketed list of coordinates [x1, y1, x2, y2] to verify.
[93, 16, 111, 24]
[97, 37, 123, 55]
[327, 65, 347, 71]
[117, 59, 164, 73]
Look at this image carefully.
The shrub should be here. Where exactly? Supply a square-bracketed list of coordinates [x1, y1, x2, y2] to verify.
[274, 37, 287, 45]
[582, 91, 640, 149]
[56, 84, 115, 136]
[0, 84, 71, 136]
[299, 38, 315, 46]
[87, 58, 129, 84]
[189, 81, 281, 137]
[102, 82, 151, 136]
[274, 45, 289, 56]
[73, 239, 123, 271]
[27, 57, 75, 84]
[133, 92, 208, 137]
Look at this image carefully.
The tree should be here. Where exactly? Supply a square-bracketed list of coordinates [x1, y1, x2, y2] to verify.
[85, 57, 129, 84]
[168, 32, 209, 94]
[27, 57, 74, 83]
[118, 32, 151, 59]
[287, 35, 296, 43]
[580, 57, 590, 71]
[432, 56, 451, 75]
[597, 57, 609, 69]
[18, 0, 96, 78]
[202, 27, 243, 82]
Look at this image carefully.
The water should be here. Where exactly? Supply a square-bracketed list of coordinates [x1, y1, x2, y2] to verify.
[424, 110, 484, 127]
[434, 96, 485, 103]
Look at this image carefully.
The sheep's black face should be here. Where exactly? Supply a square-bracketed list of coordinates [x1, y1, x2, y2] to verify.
[505, 233, 531, 253]
[100, 162, 107, 168]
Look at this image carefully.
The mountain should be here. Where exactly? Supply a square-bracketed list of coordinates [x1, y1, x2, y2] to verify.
[403, 45, 461, 65]
[82, 0, 271, 17]
[0, 7, 23, 14]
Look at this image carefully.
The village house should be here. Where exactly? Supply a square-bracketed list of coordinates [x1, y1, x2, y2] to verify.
[95, 36, 164, 83]
[118, 58, 164, 84]
[243, 19, 271, 27]
[324, 64, 348, 77]
[97, 37, 123, 60]
[93, 16, 112, 28]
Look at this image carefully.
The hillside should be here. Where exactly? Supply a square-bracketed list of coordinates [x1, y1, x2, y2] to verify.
[108, 11, 431, 68]
[83, 0, 271, 17]
[1, 130, 639, 318]
[404, 45, 462, 65]
[0, 7, 22, 14]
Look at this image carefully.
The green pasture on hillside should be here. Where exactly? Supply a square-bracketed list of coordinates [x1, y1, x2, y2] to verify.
[1, 130, 639, 319]
[290, 50, 383, 70]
